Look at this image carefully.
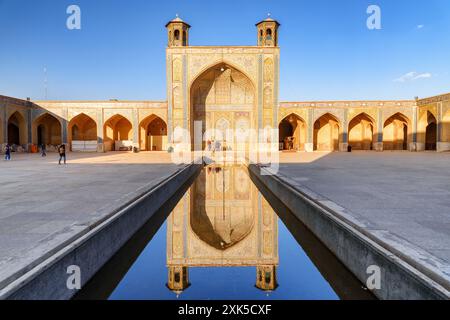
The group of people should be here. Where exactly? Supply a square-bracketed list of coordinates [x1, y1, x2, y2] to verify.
[280, 136, 295, 151]
[4, 143, 67, 165]
[206, 139, 227, 153]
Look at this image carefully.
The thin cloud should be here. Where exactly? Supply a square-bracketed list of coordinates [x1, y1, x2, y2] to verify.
[394, 71, 432, 82]
[413, 72, 432, 80]
[417, 24, 424, 29]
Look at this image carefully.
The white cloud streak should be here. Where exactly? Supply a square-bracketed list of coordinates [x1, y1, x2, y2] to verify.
[394, 71, 432, 83]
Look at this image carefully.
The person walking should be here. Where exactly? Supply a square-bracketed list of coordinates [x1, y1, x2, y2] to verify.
[211, 139, 216, 155]
[4, 144, 11, 161]
[58, 144, 66, 165]
[41, 144, 47, 157]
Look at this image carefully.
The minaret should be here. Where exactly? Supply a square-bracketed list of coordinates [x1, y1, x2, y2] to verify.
[167, 266, 190, 296]
[256, 265, 278, 291]
[256, 14, 280, 47]
[166, 15, 191, 47]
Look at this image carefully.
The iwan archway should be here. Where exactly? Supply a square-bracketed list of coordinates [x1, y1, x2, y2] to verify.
[8, 111, 27, 146]
[189, 62, 256, 152]
[189, 166, 255, 251]
[68, 113, 97, 152]
[104, 114, 133, 151]
[139, 115, 167, 151]
[417, 111, 437, 151]
[313, 113, 340, 151]
[441, 109, 450, 152]
[0, 116, 3, 145]
[32, 113, 62, 146]
[279, 113, 306, 151]
[348, 113, 375, 150]
[383, 113, 410, 151]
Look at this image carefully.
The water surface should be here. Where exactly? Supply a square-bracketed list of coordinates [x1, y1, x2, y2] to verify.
[76, 164, 373, 300]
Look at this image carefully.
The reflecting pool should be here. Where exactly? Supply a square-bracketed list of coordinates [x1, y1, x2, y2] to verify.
[76, 165, 374, 300]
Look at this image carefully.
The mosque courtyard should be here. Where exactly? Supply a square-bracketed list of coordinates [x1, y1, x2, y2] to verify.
[0, 150, 449, 299]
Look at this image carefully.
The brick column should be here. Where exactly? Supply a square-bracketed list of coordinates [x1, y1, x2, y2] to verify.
[1, 102, 7, 152]
[339, 109, 349, 152]
[373, 109, 383, 151]
[305, 108, 314, 152]
[27, 108, 32, 151]
[97, 109, 104, 152]
[62, 108, 68, 145]
[132, 108, 139, 150]
[437, 102, 450, 152]
[411, 105, 421, 151]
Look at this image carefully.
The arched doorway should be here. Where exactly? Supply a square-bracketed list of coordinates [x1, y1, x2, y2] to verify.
[7, 111, 27, 146]
[383, 113, 409, 150]
[33, 113, 62, 147]
[313, 113, 340, 151]
[279, 114, 306, 151]
[0, 116, 3, 145]
[104, 115, 133, 151]
[417, 110, 437, 151]
[190, 62, 255, 152]
[68, 113, 97, 152]
[348, 113, 375, 150]
[440, 110, 450, 151]
[425, 112, 437, 151]
[139, 115, 167, 151]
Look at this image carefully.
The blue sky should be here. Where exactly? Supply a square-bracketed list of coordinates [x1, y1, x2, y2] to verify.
[0, 0, 449, 101]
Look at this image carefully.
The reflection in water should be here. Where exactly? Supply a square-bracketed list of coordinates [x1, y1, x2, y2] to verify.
[167, 165, 279, 294]
[75, 164, 374, 300]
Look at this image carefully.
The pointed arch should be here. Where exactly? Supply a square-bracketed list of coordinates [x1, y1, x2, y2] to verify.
[348, 112, 376, 125]
[139, 114, 167, 151]
[279, 113, 307, 151]
[313, 113, 340, 151]
[190, 166, 255, 251]
[68, 113, 97, 152]
[32, 112, 62, 146]
[426, 112, 437, 150]
[0, 115, 3, 145]
[383, 113, 410, 150]
[441, 109, 450, 144]
[418, 110, 437, 151]
[103, 114, 133, 151]
[7, 111, 27, 145]
[190, 62, 256, 152]
[348, 112, 376, 150]
[189, 60, 256, 91]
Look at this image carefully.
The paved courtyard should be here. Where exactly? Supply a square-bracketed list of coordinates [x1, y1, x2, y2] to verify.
[1, 150, 450, 296]
[0, 151, 182, 290]
[276, 151, 450, 266]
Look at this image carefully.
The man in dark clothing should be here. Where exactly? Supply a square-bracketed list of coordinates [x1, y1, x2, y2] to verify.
[41, 144, 47, 157]
[4, 144, 11, 161]
[58, 144, 66, 165]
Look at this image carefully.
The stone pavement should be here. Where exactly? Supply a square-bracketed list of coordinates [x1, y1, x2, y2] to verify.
[0, 151, 182, 290]
[276, 151, 450, 265]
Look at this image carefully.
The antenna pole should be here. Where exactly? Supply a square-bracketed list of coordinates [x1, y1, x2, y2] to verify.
[44, 66, 48, 99]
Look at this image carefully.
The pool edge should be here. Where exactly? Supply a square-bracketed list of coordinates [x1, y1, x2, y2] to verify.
[248, 163, 450, 300]
[0, 162, 202, 300]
